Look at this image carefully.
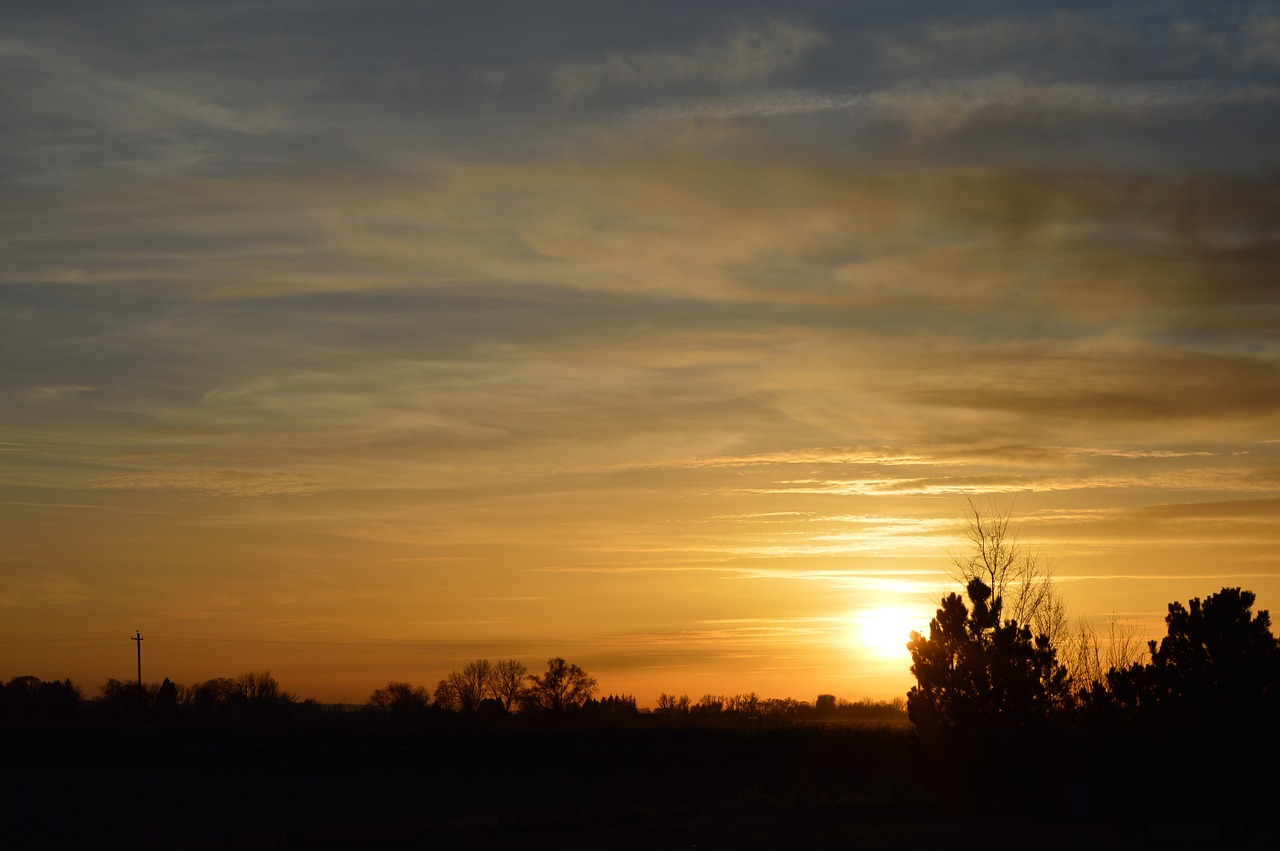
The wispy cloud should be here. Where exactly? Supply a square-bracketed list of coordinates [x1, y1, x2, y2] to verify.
[34, 385, 96, 399]
[551, 19, 825, 102]
[0, 574, 93, 607]
[633, 78, 1280, 123]
[739, 468, 1280, 498]
[90, 470, 325, 497]
[1243, 13, 1280, 67]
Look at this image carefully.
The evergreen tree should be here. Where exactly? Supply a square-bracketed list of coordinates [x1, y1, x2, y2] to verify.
[907, 578, 1071, 739]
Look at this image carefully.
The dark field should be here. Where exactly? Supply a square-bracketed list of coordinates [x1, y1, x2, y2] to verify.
[7, 723, 1278, 850]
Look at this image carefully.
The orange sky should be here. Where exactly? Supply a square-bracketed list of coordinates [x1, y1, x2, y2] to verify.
[2, 2, 1279, 705]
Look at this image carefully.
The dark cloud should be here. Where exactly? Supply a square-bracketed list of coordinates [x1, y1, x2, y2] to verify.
[906, 347, 1280, 423]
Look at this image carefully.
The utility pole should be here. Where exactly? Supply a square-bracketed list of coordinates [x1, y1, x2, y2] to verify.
[132, 630, 144, 701]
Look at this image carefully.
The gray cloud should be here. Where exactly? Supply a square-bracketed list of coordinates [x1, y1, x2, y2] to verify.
[551, 19, 825, 102]
[1243, 13, 1280, 67]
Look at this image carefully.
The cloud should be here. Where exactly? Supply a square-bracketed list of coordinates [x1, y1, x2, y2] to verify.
[1131, 497, 1280, 523]
[627, 76, 1280, 181]
[0, 574, 92, 607]
[90, 470, 325, 497]
[658, 448, 927, 469]
[7, 32, 1279, 526]
[904, 346, 1280, 425]
[0, 30, 297, 191]
[9, 125, 1277, 322]
[550, 19, 825, 102]
[34, 385, 96, 399]
[1243, 13, 1280, 67]
[875, 12, 1238, 79]
[4, 135, 1278, 472]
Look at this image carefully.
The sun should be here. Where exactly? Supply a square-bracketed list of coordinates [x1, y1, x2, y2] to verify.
[852, 606, 921, 661]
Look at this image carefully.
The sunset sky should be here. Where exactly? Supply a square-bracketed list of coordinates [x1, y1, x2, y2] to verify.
[3, 1, 1279, 705]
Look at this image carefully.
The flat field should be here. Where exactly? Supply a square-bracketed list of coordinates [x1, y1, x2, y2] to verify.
[7, 724, 1276, 849]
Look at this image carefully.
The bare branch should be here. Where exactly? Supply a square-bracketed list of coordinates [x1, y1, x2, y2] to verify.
[948, 497, 1063, 640]
[1065, 615, 1146, 687]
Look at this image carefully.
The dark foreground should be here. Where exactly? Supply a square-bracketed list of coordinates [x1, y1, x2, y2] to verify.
[7, 724, 1277, 850]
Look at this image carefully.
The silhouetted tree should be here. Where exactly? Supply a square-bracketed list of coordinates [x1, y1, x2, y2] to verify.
[189, 677, 236, 721]
[725, 692, 760, 717]
[3, 676, 41, 718]
[434, 659, 493, 713]
[1066, 614, 1145, 689]
[0, 675, 82, 722]
[907, 578, 1071, 740]
[906, 579, 1075, 807]
[488, 659, 527, 712]
[950, 498, 1067, 644]
[224, 672, 293, 723]
[524, 657, 597, 712]
[153, 677, 180, 720]
[96, 678, 142, 720]
[1088, 587, 1280, 726]
[1075, 587, 1280, 807]
[368, 680, 431, 723]
[838, 697, 908, 723]
[656, 693, 691, 716]
[589, 693, 639, 716]
[1150, 587, 1277, 714]
[759, 697, 809, 722]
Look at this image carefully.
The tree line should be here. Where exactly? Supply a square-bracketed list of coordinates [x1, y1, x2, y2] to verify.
[0, 652, 906, 728]
[369, 656, 599, 720]
[0, 670, 300, 725]
[360, 655, 906, 726]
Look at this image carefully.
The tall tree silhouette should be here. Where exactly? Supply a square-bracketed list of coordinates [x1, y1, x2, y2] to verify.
[226, 672, 293, 723]
[369, 681, 431, 723]
[525, 657, 597, 712]
[950, 498, 1067, 644]
[488, 659, 527, 712]
[1152, 587, 1277, 709]
[434, 660, 493, 713]
[907, 578, 1071, 739]
[1, 675, 82, 722]
[1078, 586, 1280, 808]
[1097, 586, 1279, 725]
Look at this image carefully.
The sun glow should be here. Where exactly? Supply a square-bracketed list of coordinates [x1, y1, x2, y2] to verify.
[852, 606, 922, 661]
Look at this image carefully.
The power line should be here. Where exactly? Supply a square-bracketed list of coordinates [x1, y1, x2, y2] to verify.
[1, 630, 586, 657]
[147, 634, 529, 649]
[0, 642, 124, 650]
[0, 633, 129, 646]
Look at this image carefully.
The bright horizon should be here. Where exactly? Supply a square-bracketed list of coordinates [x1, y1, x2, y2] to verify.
[3, 2, 1279, 707]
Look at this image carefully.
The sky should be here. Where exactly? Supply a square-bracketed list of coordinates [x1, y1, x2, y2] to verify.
[2, 1, 1279, 705]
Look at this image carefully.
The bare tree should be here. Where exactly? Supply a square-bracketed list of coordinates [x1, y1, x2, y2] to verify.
[435, 659, 493, 713]
[949, 498, 1067, 644]
[432, 677, 460, 711]
[488, 659, 527, 712]
[369, 680, 431, 722]
[524, 657, 597, 712]
[233, 671, 286, 703]
[1066, 615, 1146, 687]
